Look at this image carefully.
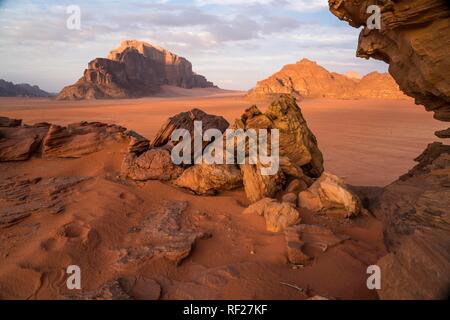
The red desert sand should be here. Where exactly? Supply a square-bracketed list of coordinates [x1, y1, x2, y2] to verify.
[0, 89, 446, 299]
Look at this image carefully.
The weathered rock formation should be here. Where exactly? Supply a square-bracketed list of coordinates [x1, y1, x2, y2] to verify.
[43, 122, 127, 158]
[248, 59, 407, 100]
[329, 0, 450, 137]
[299, 172, 362, 219]
[370, 142, 450, 299]
[0, 79, 53, 97]
[328, 0, 450, 299]
[58, 40, 216, 100]
[0, 122, 49, 161]
[0, 117, 129, 161]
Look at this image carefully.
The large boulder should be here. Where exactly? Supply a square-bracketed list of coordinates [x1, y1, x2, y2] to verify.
[243, 198, 301, 232]
[43, 122, 127, 158]
[174, 163, 242, 195]
[298, 172, 361, 218]
[371, 142, 450, 299]
[237, 95, 324, 179]
[121, 148, 184, 181]
[151, 108, 229, 153]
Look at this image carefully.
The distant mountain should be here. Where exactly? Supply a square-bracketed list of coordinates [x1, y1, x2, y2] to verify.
[58, 40, 217, 100]
[248, 58, 407, 100]
[0, 79, 53, 97]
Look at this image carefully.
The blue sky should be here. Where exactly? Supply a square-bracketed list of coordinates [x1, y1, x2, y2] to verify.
[0, 0, 388, 92]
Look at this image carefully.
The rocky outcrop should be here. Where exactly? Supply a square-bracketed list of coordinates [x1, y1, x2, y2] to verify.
[329, 0, 450, 136]
[370, 142, 450, 299]
[174, 164, 243, 195]
[243, 198, 301, 232]
[58, 40, 216, 100]
[1, 117, 133, 161]
[0, 79, 52, 97]
[248, 59, 407, 100]
[298, 172, 362, 218]
[43, 122, 127, 158]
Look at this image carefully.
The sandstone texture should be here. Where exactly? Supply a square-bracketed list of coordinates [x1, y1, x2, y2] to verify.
[248, 59, 407, 100]
[370, 142, 450, 299]
[43, 122, 127, 158]
[329, 0, 450, 137]
[174, 164, 242, 195]
[58, 40, 216, 100]
[328, 0, 450, 299]
[299, 172, 361, 218]
[0, 123, 49, 161]
[121, 148, 184, 182]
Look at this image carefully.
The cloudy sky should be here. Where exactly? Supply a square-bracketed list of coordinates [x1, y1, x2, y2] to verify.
[0, 0, 388, 92]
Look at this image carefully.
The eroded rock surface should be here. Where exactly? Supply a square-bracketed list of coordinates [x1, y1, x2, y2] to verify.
[117, 200, 210, 265]
[0, 123, 49, 161]
[43, 122, 127, 158]
[121, 148, 184, 181]
[0, 176, 90, 228]
[371, 142, 450, 299]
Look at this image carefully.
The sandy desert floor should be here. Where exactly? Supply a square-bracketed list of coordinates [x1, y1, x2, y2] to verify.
[0, 89, 446, 300]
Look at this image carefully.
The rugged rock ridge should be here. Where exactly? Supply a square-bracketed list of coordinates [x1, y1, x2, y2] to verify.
[329, 0, 450, 137]
[0, 79, 52, 97]
[58, 40, 216, 100]
[248, 58, 407, 100]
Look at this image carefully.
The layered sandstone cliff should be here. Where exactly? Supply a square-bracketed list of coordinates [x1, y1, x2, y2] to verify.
[58, 40, 216, 100]
[248, 58, 407, 100]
